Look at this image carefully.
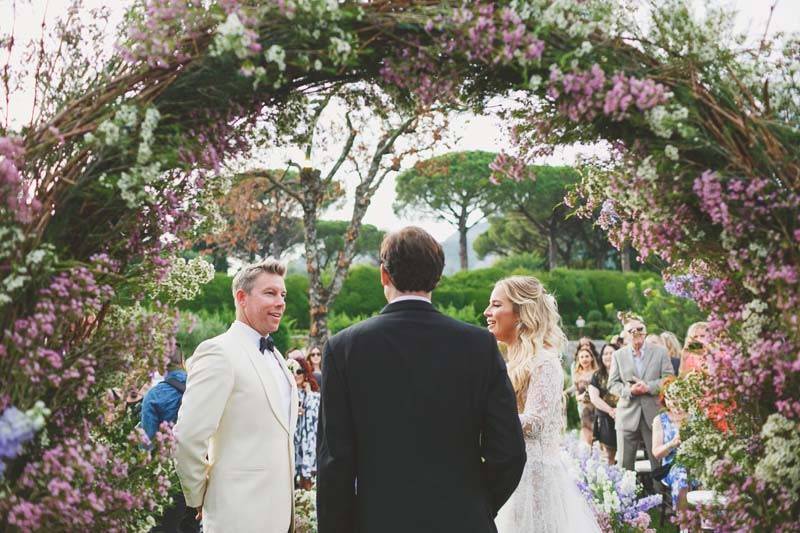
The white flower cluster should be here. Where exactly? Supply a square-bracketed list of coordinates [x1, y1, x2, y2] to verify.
[646, 104, 690, 139]
[740, 298, 768, 345]
[329, 36, 353, 66]
[118, 162, 163, 207]
[0, 236, 55, 304]
[153, 256, 216, 304]
[137, 107, 161, 165]
[85, 104, 139, 147]
[211, 13, 257, 60]
[25, 400, 52, 431]
[755, 413, 800, 499]
[664, 144, 679, 161]
[265, 45, 287, 72]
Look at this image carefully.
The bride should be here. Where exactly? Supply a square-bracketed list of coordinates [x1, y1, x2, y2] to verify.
[485, 276, 601, 532]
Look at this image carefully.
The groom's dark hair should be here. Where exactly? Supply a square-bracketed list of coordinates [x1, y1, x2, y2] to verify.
[380, 226, 444, 292]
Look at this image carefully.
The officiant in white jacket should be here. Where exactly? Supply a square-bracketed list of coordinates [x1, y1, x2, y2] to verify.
[175, 259, 298, 533]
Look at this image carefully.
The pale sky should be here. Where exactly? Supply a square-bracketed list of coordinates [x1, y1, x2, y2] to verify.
[2, 0, 798, 241]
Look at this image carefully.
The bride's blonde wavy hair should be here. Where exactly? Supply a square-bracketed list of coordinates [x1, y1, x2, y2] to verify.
[494, 276, 567, 411]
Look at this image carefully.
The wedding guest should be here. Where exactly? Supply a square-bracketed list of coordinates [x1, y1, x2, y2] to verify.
[577, 337, 599, 359]
[679, 322, 709, 375]
[646, 334, 665, 348]
[286, 347, 306, 362]
[608, 316, 674, 471]
[142, 344, 186, 442]
[567, 347, 598, 446]
[141, 344, 199, 533]
[588, 342, 620, 464]
[652, 377, 698, 511]
[660, 331, 682, 375]
[306, 345, 323, 385]
[289, 357, 320, 491]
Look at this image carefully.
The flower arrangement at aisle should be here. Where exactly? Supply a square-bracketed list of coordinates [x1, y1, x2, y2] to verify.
[294, 487, 318, 533]
[562, 433, 661, 533]
[562, 435, 661, 533]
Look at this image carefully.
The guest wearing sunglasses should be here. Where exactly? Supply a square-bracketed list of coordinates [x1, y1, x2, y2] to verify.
[608, 316, 675, 471]
[288, 357, 320, 490]
[306, 346, 323, 386]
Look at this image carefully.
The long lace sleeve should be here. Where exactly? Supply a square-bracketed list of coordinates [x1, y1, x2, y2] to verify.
[518, 357, 564, 437]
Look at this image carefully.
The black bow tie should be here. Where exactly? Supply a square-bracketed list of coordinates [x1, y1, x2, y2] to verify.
[259, 336, 275, 353]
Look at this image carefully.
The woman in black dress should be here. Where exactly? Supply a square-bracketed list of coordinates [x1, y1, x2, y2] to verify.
[588, 342, 620, 464]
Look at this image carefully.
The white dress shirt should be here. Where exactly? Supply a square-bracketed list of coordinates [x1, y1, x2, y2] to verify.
[232, 320, 292, 421]
[633, 346, 645, 377]
[390, 295, 432, 304]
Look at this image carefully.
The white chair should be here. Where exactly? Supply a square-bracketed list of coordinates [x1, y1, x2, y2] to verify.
[634, 459, 652, 474]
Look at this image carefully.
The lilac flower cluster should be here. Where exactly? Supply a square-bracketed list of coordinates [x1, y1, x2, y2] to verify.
[663, 274, 705, 300]
[118, 0, 216, 68]
[4, 259, 115, 398]
[488, 151, 530, 183]
[1, 136, 41, 223]
[3, 423, 176, 531]
[597, 199, 620, 230]
[603, 73, 669, 118]
[546, 66, 669, 123]
[381, 4, 544, 107]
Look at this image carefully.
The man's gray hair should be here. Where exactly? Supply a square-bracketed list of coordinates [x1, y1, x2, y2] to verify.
[231, 258, 286, 301]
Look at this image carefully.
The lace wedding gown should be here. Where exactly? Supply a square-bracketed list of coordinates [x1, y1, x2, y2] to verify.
[496, 350, 601, 533]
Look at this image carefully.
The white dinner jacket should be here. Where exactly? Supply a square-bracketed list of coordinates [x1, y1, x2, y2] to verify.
[175, 323, 299, 533]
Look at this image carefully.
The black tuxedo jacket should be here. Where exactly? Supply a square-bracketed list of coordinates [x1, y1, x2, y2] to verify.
[317, 299, 526, 533]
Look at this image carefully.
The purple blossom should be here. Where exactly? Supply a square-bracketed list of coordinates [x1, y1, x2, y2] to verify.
[664, 274, 703, 299]
[0, 407, 37, 478]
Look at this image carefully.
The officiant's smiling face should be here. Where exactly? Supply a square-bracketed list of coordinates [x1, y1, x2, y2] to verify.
[484, 286, 518, 344]
[237, 272, 286, 336]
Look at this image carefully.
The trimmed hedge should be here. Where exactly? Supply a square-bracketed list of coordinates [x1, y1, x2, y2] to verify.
[182, 266, 662, 337]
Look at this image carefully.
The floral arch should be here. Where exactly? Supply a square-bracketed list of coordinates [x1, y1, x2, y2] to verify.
[0, 0, 797, 530]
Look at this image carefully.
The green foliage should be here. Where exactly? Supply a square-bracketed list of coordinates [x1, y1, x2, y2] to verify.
[436, 303, 484, 326]
[478, 165, 615, 269]
[490, 251, 546, 271]
[178, 309, 294, 355]
[330, 265, 387, 318]
[327, 311, 368, 334]
[181, 265, 682, 342]
[394, 150, 496, 221]
[315, 220, 385, 270]
[285, 274, 310, 329]
[627, 278, 706, 337]
[180, 272, 235, 315]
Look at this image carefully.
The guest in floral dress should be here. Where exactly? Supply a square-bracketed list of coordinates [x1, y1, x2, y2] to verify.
[652, 376, 698, 510]
[288, 357, 320, 490]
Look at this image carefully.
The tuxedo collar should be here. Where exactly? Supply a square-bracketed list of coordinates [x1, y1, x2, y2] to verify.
[380, 299, 438, 315]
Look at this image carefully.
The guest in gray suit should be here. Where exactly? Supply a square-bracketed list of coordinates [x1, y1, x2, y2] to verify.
[608, 317, 675, 471]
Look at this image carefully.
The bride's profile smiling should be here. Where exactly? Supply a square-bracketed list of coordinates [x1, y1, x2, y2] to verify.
[484, 286, 518, 344]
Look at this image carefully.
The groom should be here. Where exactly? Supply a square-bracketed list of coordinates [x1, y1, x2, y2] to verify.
[317, 226, 526, 533]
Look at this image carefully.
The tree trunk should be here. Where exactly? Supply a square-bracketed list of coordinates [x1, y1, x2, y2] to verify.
[620, 244, 631, 272]
[547, 225, 558, 270]
[458, 214, 469, 271]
